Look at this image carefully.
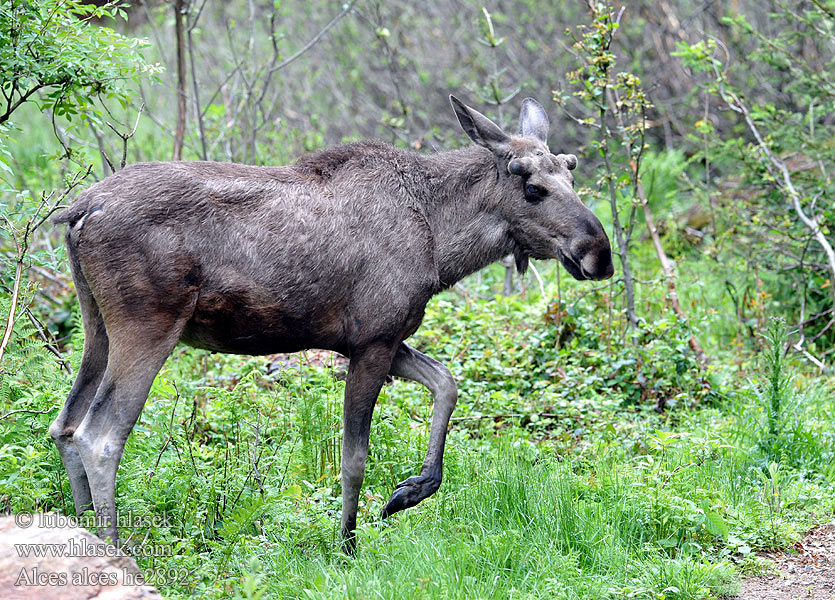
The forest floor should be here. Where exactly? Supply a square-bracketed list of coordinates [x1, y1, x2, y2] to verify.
[267, 349, 349, 375]
[734, 521, 835, 600]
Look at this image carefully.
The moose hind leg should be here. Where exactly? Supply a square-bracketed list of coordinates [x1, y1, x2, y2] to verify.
[73, 318, 188, 546]
[381, 342, 458, 518]
[49, 283, 109, 515]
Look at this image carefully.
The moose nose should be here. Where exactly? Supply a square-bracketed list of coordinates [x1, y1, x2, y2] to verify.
[572, 232, 614, 281]
[581, 245, 614, 280]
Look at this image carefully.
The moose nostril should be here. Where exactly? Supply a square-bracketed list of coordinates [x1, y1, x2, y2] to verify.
[579, 245, 614, 280]
[598, 246, 612, 269]
[601, 259, 614, 279]
[595, 247, 614, 280]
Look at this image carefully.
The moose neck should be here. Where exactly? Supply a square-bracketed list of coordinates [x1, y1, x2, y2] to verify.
[422, 146, 516, 288]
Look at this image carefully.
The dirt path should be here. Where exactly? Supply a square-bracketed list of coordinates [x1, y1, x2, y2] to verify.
[732, 522, 835, 600]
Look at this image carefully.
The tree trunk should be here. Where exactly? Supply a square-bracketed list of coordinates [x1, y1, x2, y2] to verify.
[602, 148, 641, 328]
[172, 0, 188, 161]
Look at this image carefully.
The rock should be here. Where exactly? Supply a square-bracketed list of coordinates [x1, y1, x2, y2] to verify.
[0, 514, 163, 600]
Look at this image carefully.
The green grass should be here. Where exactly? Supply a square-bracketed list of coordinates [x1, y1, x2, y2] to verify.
[1, 266, 833, 599]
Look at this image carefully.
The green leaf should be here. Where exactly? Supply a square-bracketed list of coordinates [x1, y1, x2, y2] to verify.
[281, 484, 303, 499]
[701, 501, 729, 539]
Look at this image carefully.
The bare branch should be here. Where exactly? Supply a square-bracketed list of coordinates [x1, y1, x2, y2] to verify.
[5, 293, 74, 374]
[0, 83, 46, 124]
[0, 407, 53, 420]
[268, 0, 358, 75]
[31, 166, 93, 233]
[105, 104, 144, 169]
[0, 239, 23, 367]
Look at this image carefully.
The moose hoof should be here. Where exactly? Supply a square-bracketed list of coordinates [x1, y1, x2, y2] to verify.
[380, 474, 441, 519]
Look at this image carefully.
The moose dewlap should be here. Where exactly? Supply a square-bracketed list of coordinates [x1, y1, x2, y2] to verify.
[50, 95, 613, 553]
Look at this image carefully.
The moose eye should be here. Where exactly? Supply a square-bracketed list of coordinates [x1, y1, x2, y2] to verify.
[524, 183, 546, 201]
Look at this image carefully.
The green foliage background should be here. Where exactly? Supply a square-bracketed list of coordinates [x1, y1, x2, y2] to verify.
[1, 1, 834, 599]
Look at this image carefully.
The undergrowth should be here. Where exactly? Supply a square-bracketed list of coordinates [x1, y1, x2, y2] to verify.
[1, 271, 833, 599]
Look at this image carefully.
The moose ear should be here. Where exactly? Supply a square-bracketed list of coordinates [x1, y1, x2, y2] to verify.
[450, 95, 510, 153]
[518, 98, 549, 143]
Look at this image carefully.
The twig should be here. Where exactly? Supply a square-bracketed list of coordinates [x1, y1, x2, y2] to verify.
[19, 298, 73, 373]
[28, 265, 69, 290]
[0, 407, 53, 420]
[242, 413, 266, 502]
[529, 261, 547, 302]
[0, 215, 23, 368]
[792, 342, 826, 371]
[638, 177, 708, 363]
[267, 0, 358, 75]
[91, 127, 115, 176]
[105, 104, 144, 169]
[187, 7, 208, 160]
[0, 84, 46, 124]
[153, 382, 181, 473]
[31, 166, 93, 233]
[806, 316, 835, 345]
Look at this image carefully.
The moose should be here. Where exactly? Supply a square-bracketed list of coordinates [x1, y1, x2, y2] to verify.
[50, 95, 613, 553]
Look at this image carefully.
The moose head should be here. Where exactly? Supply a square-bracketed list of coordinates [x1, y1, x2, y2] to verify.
[450, 95, 614, 281]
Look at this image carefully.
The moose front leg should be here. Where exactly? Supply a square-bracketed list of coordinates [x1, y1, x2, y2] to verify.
[340, 343, 397, 555]
[381, 342, 457, 518]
